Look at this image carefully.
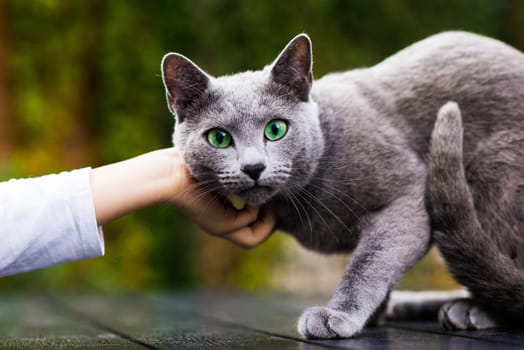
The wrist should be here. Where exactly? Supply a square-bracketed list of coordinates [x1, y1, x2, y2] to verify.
[90, 148, 185, 225]
[161, 148, 194, 207]
[152, 148, 188, 204]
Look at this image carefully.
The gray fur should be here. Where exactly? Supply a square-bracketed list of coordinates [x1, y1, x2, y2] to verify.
[161, 31, 524, 338]
[439, 299, 499, 330]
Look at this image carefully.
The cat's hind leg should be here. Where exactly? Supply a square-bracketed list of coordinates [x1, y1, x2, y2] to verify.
[426, 102, 524, 325]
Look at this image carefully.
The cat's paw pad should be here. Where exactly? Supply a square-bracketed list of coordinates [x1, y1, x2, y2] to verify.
[439, 299, 499, 330]
[297, 306, 361, 339]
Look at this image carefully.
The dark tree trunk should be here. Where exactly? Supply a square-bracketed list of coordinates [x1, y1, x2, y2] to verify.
[0, 1, 14, 162]
[61, 0, 106, 167]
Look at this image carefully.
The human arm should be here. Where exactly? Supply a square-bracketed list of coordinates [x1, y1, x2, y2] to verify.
[0, 148, 274, 277]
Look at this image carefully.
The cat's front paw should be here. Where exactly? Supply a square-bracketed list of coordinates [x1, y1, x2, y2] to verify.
[297, 306, 361, 339]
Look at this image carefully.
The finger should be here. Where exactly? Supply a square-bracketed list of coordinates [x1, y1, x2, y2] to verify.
[225, 208, 276, 249]
[178, 184, 260, 234]
[251, 207, 276, 240]
[205, 204, 260, 236]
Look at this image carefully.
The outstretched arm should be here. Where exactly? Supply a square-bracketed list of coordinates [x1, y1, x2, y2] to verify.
[0, 148, 273, 277]
[90, 147, 275, 248]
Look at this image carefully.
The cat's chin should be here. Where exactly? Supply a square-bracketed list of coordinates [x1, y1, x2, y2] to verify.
[235, 185, 277, 206]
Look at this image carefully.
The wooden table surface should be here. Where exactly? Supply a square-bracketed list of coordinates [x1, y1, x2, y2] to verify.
[0, 292, 522, 349]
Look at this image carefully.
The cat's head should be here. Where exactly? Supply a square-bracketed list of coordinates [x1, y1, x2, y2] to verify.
[161, 34, 324, 206]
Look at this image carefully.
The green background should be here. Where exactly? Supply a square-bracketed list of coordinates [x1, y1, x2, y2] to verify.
[0, 0, 521, 293]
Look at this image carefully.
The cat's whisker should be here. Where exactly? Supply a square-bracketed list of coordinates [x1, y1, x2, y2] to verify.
[176, 180, 218, 200]
[290, 188, 318, 244]
[193, 193, 225, 224]
[306, 182, 362, 222]
[281, 189, 304, 225]
[285, 163, 376, 183]
[293, 186, 340, 244]
[191, 188, 219, 204]
[308, 178, 367, 213]
[187, 183, 224, 204]
[203, 192, 224, 214]
[290, 189, 315, 239]
[299, 187, 357, 243]
[282, 188, 309, 232]
[270, 168, 368, 213]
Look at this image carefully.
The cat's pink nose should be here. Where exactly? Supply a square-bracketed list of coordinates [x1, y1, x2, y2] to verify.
[241, 163, 266, 181]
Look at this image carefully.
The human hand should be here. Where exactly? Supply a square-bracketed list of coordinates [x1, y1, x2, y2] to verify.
[91, 147, 275, 247]
[166, 149, 276, 248]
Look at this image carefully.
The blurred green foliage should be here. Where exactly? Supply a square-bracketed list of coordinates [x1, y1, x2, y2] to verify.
[0, 0, 522, 292]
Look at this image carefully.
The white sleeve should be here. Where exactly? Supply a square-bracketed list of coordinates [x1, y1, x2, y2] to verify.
[0, 167, 104, 277]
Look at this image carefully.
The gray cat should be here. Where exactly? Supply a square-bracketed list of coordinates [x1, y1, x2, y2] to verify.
[161, 31, 524, 338]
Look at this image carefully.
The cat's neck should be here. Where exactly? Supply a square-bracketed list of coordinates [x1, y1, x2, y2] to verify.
[269, 96, 365, 252]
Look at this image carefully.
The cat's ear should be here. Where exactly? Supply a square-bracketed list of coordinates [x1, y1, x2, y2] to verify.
[271, 34, 313, 101]
[161, 53, 210, 122]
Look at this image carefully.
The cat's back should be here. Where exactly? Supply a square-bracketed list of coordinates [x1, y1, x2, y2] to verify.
[377, 31, 523, 72]
[318, 31, 524, 86]
[314, 31, 524, 158]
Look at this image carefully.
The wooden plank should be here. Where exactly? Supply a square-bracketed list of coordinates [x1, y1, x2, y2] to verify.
[391, 321, 524, 346]
[57, 294, 319, 350]
[145, 293, 524, 350]
[0, 295, 144, 349]
[0, 292, 515, 350]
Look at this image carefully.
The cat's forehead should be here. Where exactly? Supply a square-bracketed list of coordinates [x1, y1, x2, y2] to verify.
[212, 70, 268, 102]
[201, 70, 296, 122]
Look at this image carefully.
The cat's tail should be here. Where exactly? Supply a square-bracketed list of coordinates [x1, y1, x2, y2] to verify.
[426, 102, 524, 319]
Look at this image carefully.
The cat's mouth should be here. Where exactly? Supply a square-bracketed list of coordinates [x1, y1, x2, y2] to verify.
[235, 184, 277, 206]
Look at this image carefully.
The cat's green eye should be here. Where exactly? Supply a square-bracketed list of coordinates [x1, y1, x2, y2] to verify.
[264, 119, 288, 141]
[207, 128, 232, 148]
